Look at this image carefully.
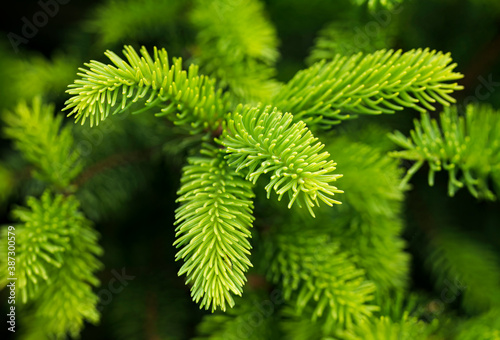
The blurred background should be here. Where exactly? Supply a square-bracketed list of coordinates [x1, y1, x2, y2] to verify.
[0, 0, 499, 339]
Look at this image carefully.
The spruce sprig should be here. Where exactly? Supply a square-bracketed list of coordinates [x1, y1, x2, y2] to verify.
[273, 49, 463, 127]
[219, 105, 343, 217]
[190, 0, 280, 103]
[389, 104, 500, 199]
[264, 232, 377, 330]
[2, 97, 82, 188]
[0, 191, 102, 339]
[63, 45, 231, 133]
[350, 0, 404, 11]
[174, 144, 255, 312]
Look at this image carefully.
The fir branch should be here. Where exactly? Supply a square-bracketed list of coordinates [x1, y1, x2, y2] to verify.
[324, 136, 409, 290]
[2, 97, 82, 189]
[337, 315, 438, 340]
[454, 308, 500, 340]
[389, 104, 500, 199]
[426, 227, 500, 314]
[0, 50, 78, 108]
[279, 306, 325, 340]
[264, 231, 377, 330]
[87, 0, 185, 46]
[13, 52, 79, 100]
[0, 191, 102, 339]
[73, 146, 159, 221]
[307, 19, 395, 64]
[191, 0, 279, 65]
[350, 0, 404, 11]
[219, 105, 343, 217]
[174, 144, 255, 312]
[374, 290, 426, 322]
[193, 293, 280, 340]
[70, 112, 167, 220]
[273, 49, 463, 127]
[279, 300, 436, 340]
[190, 0, 280, 103]
[63, 45, 231, 133]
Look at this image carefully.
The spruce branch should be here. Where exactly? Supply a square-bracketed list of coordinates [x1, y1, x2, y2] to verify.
[350, 0, 404, 11]
[280, 290, 437, 340]
[63, 45, 231, 134]
[454, 308, 500, 340]
[174, 144, 255, 312]
[12, 52, 79, 100]
[279, 306, 326, 340]
[374, 290, 425, 322]
[273, 49, 463, 127]
[2, 97, 82, 189]
[219, 105, 343, 217]
[264, 231, 377, 330]
[324, 136, 409, 291]
[425, 227, 500, 314]
[193, 292, 279, 340]
[87, 0, 185, 46]
[190, 0, 280, 103]
[307, 19, 395, 64]
[0, 191, 102, 339]
[337, 315, 438, 340]
[191, 0, 279, 64]
[389, 104, 500, 199]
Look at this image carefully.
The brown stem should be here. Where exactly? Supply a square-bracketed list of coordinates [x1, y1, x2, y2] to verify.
[73, 146, 161, 188]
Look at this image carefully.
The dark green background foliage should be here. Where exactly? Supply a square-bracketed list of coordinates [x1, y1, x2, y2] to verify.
[0, 0, 499, 339]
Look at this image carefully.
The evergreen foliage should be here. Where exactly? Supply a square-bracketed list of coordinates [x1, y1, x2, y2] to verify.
[0, 0, 499, 339]
[190, 0, 280, 103]
[219, 105, 343, 216]
[263, 229, 377, 330]
[10, 53, 79, 101]
[338, 314, 437, 340]
[71, 112, 166, 220]
[454, 308, 500, 340]
[0, 191, 102, 339]
[63, 45, 231, 133]
[324, 135, 409, 291]
[86, 0, 185, 46]
[389, 104, 500, 199]
[425, 226, 500, 314]
[0, 47, 78, 108]
[3, 97, 82, 189]
[174, 144, 255, 312]
[193, 292, 280, 340]
[350, 0, 403, 11]
[307, 18, 395, 64]
[272, 49, 463, 127]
